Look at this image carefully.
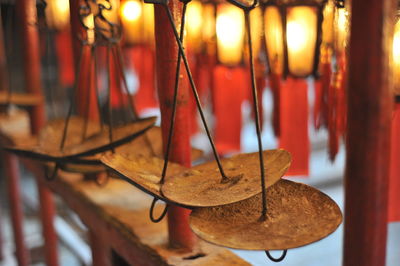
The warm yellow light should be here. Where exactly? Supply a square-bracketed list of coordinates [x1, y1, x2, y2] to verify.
[83, 14, 95, 44]
[264, 6, 284, 75]
[216, 5, 245, 66]
[186, 1, 203, 53]
[45, 0, 70, 30]
[121, 0, 142, 22]
[393, 19, 400, 92]
[335, 7, 348, 53]
[120, 0, 154, 45]
[250, 7, 262, 58]
[99, 0, 120, 24]
[322, 0, 334, 46]
[286, 6, 317, 77]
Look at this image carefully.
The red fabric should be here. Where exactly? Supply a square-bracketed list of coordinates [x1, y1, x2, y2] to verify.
[279, 78, 309, 176]
[130, 46, 158, 113]
[55, 30, 75, 87]
[269, 73, 281, 137]
[76, 45, 99, 121]
[389, 103, 400, 222]
[213, 65, 247, 155]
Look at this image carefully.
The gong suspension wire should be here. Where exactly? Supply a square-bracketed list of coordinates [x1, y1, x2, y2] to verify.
[106, 44, 115, 152]
[159, 1, 188, 184]
[243, 9, 267, 220]
[162, 2, 228, 181]
[81, 46, 94, 142]
[92, 44, 105, 130]
[60, 44, 87, 150]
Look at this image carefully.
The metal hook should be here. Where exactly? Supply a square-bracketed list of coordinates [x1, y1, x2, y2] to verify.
[265, 250, 287, 262]
[227, 0, 258, 11]
[149, 197, 169, 223]
[44, 164, 59, 181]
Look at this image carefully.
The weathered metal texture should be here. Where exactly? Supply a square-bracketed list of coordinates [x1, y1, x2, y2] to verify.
[15, 0, 59, 265]
[3, 153, 30, 266]
[7, 117, 156, 163]
[344, 0, 396, 265]
[190, 179, 342, 250]
[21, 159, 251, 266]
[154, 0, 196, 249]
[162, 150, 291, 207]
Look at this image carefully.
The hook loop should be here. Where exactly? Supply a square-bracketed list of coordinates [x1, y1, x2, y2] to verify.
[149, 197, 169, 223]
[265, 250, 287, 262]
[44, 164, 59, 181]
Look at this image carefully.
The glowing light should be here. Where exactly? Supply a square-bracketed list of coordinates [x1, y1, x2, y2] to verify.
[393, 19, 400, 90]
[186, 1, 203, 52]
[121, 0, 142, 22]
[45, 0, 70, 30]
[216, 5, 244, 65]
[264, 6, 284, 74]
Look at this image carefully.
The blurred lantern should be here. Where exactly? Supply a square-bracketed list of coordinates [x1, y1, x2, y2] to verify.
[45, 0, 70, 30]
[262, 0, 326, 78]
[120, 0, 155, 46]
[333, 1, 348, 54]
[393, 17, 400, 93]
[186, 0, 204, 53]
[216, 4, 245, 66]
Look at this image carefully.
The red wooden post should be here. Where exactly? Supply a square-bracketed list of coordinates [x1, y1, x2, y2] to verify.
[4, 154, 30, 266]
[89, 231, 111, 266]
[344, 0, 396, 265]
[154, 1, 197, 250]
[16, 0, 59, 265]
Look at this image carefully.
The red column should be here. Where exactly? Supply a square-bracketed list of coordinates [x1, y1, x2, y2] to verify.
[16, 0, 59, 265]
[154, 1, 197, 250]
[4, 154, 30, 266]
[343, 0, 396, 265]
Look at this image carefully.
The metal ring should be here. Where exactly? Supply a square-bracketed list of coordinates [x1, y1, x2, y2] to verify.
[149, 197, 169, 223]
[265, 250, 287, 262]
[44, 164, 59, 181]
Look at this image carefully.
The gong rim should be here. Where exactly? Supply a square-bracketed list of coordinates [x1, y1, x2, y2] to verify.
[161, 149, 291, 207]
[189, 179, 343, 250]
[6, 116, 157, 162]
[101, 152, 188, 206]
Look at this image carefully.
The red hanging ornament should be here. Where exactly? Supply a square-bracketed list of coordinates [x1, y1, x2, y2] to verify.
[389, 102, 400, 222]
[55, 29, 75, 88]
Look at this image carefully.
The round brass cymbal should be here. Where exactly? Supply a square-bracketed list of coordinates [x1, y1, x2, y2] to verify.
[161, 149, 291, 207]
[6, 116, 157, 162]
[101, 152, 187, 203]
[189, 179, 342, 250]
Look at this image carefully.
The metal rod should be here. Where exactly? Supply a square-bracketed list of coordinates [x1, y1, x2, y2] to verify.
[244, 10, 267, 219]
[163, 3, 228, 181]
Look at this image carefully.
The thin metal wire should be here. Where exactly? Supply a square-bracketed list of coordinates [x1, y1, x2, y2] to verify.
[92, 44, 105, 130]
[163, 3, 228, 181]
[106, 44, 115, 152]
[265, 250, 287, 262]
[149, 197, 169, 223]
[60, 45, 86, 150]
[244, 10, 267, 220]
[159, 2, 188, 184]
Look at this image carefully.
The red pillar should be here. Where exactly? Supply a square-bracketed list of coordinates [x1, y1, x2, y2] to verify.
[4, 154, 30, 266]
[89, 231, 111, 266]
[16, 0, 59, 265]
[154, 1, 197, 250]
[343, 0, 396, 265]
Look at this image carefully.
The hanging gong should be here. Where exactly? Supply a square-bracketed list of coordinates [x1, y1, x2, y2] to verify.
[6, 116, 157, 162]
[161, 149, 291, 207]
[189, 179, 342, 250]
[101, 152, 187, 203]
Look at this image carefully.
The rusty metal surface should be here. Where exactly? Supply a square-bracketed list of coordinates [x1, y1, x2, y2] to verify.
[101, 152, 186, 203]
[161, 149, 291, 207]
[6, 117, 156, 162]
[190, 179, 342, 250]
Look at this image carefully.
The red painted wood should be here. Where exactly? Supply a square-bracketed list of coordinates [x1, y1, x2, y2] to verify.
[154, 0, 196, 250]
[343, 0, 396, 264]
[89, 230, 111, 266]
[388, 103, 400, 222]
[55, 30, 75, 88]
[16, 0, 59, 265]
[4, 154, 30, 266]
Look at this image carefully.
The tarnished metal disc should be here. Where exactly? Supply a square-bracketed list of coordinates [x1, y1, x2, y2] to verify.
[161, 149, 291, 207]
[6, 117, 156, 162]
[190, 179, 342, 250]
[101, 152, 186, 202]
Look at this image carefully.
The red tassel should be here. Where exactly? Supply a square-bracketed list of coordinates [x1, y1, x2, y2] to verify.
[269, 73, 281, 137]
[388, 103, 400, 222]
[279, 78, 309, 176]
[55, 29, 75, 87]
[130, 46, 158, 113]
[213, 65, 247, 155]
[328, 80, 339, 161]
